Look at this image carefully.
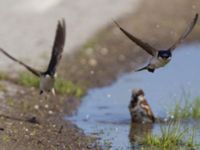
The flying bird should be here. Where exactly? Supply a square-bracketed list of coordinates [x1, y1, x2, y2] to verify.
[114, 13, 198, 73]
[0, 19, 66, 95]
[129, 89, 155, 123]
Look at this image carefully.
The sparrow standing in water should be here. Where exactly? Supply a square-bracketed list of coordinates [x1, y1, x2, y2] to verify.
[129, 89, 155, 123]
[114, 13, 198, 73]
[0, 19, 66, 95]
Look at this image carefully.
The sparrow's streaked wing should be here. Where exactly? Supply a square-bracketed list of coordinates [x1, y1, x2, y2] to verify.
[45, 19, 66, 76]
[114, 20, 157, 56]
[0, 48, 41, 77]
[168, 13, 198, 51]
[140, 100, 155, 122]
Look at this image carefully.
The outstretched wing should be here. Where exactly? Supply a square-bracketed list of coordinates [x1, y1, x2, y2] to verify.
[168, 13, 198, 51]
[114, 20, 157, 56]
[45, 19, 66, 76]
[0, 48, 41, 77]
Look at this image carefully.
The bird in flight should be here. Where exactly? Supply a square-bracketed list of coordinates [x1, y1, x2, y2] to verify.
[114, 13, 198, 73]
[129, 89, 155, 123]
[0, 19, 66, 95]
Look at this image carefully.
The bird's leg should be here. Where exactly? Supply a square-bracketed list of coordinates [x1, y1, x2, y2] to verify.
[51, 88, 56, 96]
[39, 90, 48, 100]
[39, 90, 44, 95]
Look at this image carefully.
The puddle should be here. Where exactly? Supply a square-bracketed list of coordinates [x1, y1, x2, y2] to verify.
[66, 44, 200, 149]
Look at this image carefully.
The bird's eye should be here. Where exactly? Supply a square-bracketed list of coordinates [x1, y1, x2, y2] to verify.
[161, 53, 170, 58]
[163, 55, 169, 58]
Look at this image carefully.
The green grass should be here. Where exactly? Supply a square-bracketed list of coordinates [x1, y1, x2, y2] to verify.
[0, 72, 8, 91]
[18, 72, 39, 88]
[1, 134, 11, 143]
[0, 83, 6, 91]
[18, 72, 86, 98]
[55, 78, 86, 97]
[191, 97, 200, 118]
[102, 139, 112, 150]
[170, 97, 200, 120]
[0, 72, 7, 80]
[141, 122, 199, 150]
[6, 98, 15, 106]
[83, 39, 97, 50]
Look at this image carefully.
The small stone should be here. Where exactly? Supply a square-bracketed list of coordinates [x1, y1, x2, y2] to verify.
[26, 117, 39, 124]
[100, 48, 108, 55]
[34, 105, 39, 110]
[19, 90, 25, 94]
[44, 104, 49, 108]
[0, 128, 4, 131]
[85, 48, 94, 56]
[192, 5, 196, 9]
[48, 110, 53, 114]
[156, 24, 160, 28]
[30, 131, 36, 136]
[0, 92, 4, 99]
[80, 59, 87, 65]
[88, 58, 97, 67]
[87, 143, 97, 149]
[90, 70, 94, 75]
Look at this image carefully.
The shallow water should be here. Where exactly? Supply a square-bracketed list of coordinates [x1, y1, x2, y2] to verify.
[66, 44, 200, 149]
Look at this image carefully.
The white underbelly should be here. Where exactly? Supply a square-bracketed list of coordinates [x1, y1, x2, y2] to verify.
[40, 75, 55, 92]
[149, 57, 170, 69]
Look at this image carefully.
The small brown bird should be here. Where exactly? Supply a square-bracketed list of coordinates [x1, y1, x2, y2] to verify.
[114, 13, 198, 73]
[129, 89, 155, 123]
[0, 19, 66, 95]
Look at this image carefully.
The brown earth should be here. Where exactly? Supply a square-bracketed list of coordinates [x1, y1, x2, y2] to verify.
[0, 80, 100, 150]
[0, 0, 200, 149]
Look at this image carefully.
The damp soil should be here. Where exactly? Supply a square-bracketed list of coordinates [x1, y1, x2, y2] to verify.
[0, 0, 200, 149]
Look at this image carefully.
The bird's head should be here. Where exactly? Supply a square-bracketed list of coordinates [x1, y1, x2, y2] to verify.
[158, 50, 172, 60]
[132, 88, 144, 98]
[130, 88, 145, 105]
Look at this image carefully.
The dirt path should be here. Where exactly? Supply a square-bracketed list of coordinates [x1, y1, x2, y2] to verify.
[0, 0, 139, 72]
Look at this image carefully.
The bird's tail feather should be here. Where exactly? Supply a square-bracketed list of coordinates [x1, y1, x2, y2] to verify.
[135, 66, 148, 72]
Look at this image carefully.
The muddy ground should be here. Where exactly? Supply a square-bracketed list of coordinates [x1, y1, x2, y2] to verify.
[0, 0, 200, 150]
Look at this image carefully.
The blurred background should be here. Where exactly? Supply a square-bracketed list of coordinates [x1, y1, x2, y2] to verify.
[0, 0, 138, 71]
[0, 0, 200, 149]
